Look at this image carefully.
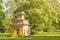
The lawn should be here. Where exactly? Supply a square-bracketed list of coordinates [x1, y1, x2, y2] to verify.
[0, 36, 60, 40]
[0, 32, 60, 40]
[35, 32, 60, 36]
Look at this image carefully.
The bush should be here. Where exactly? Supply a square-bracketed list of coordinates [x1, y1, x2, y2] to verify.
[7, 34, 12, 37]
[18, 34, 24, 37]
[0, 33, 10, 37]
[43, 27, 48, 32]
[0, 26, 6, 33]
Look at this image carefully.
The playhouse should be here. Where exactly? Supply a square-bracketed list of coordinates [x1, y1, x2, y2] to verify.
[11, 11, 30, 37]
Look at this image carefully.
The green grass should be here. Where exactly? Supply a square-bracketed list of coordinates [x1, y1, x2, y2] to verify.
[0, 32, 60, 40]
[0, 32, 60, 37]
[35, 32, 60, 36]
[0, 36, 60, 40]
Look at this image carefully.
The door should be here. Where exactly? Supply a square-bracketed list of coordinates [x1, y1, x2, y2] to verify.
[23, 26, 29, 36]
[17, 29, 19, 35]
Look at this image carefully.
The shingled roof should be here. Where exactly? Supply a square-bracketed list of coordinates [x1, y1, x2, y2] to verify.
[12, 20, 30, 25]
[11, 11, 30, 27]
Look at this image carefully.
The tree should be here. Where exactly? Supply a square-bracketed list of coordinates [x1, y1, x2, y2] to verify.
[12, 0, 57, 34]
[2, 15, 12, 33]
[47, 0, 60, 30]
[0, 1, 5, 33]
[5, 0, 58, 34]
[0, 0, 2, 3]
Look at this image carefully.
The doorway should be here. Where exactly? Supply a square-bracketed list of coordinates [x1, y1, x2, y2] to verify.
[23, 26, 29, 36]
[17, 29, 19, 35]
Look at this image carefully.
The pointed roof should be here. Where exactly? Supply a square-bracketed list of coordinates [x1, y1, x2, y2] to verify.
[17, 11, 25, 15]
[11, 11, 30, 27]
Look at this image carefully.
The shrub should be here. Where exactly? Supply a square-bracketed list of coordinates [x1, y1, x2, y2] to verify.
[18, 34, 24, 37]
[7, 34, 12, 37]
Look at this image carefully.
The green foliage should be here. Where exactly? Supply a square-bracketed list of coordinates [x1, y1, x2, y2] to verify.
[47, 0, 60, 30]
[7, 34, 12, 37]
[0, 26, 6, 33]
[0, 0, 2, 3]
[0, 33, 10, 37]
[2, 16, 12, 33]
[0, 0, 58, 34]
[0, 3, 5, 33]
[13, 0, 57, 34]
[0, 5, 5, 20]
[17, 34, 24, 37]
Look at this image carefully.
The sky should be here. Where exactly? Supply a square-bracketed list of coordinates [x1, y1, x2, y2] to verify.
[3, 0, 60, 3]
[58, 0, 60, 3]
[3, 0, 8, 3]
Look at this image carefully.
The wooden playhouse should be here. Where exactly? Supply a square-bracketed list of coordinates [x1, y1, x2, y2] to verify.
[11, 11, 30, 37]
